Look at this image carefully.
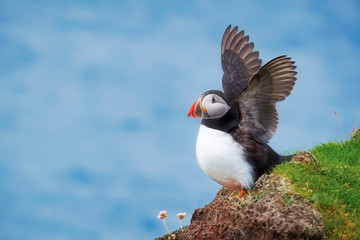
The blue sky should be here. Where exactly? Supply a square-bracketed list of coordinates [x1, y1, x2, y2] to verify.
[1, 0, 360, 239]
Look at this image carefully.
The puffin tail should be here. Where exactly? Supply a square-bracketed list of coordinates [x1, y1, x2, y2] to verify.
[267, 145, 294, 165]
[279, 154, 295, 163]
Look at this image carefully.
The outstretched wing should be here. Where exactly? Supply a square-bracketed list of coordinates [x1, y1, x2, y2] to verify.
[236, 55, 297, 143]
[221, 25, 262, 102]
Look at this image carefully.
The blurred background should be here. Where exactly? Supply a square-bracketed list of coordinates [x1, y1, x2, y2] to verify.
[1, 0, 359, 239]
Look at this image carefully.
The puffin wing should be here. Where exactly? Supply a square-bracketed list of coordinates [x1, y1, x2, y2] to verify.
[236, 55, 297, 143]
[221, 25, 262, 102]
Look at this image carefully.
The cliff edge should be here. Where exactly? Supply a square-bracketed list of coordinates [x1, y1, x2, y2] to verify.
[156, 152, 325, 240]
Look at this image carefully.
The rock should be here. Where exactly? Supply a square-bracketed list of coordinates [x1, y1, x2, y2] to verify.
[156, 153, 325, 240]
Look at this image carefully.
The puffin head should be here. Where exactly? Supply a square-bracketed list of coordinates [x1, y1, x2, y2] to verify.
[187, 90, 239, 132]
[187, 90, 231, 119]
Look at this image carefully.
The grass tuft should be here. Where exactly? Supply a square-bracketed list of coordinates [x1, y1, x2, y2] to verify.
[274, 134, 360, 239]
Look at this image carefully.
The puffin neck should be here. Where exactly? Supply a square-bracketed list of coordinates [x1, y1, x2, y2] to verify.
[201, 104, 239, 133]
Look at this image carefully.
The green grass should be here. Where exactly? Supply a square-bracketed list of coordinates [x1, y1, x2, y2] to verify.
[274, 134, 360, 239]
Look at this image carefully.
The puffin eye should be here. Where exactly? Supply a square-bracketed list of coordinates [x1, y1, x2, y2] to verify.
[211, 96, 217, 103]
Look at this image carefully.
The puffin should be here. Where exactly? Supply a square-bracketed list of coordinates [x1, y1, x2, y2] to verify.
[187, 25, 297, 195]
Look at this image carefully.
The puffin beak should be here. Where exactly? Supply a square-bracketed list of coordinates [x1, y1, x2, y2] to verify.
[187, 99, 205, 118]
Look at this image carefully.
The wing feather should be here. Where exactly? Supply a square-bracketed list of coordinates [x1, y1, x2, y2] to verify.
[225, 27, 238, 50]
[221, 25, 262, 101]
[233, 36, 249, 54]
[244, 51, 260, 63]
[239, 42, 254, 59]
[221, 25, 232, 54]
[229, 30, 244, 50]
[236, 55, 297, 143]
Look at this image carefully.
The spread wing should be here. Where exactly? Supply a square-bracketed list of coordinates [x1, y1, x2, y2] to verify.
[221, 25, 262, 102]
[236, 55, 297, 143]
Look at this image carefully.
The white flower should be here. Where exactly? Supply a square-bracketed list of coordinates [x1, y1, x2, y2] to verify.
[177, 212, 186, 220]
[157, 210, 167, 219]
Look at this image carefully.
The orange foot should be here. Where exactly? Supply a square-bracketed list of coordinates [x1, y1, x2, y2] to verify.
[237, 189, 247, 198]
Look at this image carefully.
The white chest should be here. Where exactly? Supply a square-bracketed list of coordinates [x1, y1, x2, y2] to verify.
[195, 125, 254, 190]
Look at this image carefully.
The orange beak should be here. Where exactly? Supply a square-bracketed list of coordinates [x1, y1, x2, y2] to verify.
[187, 99, 204, 118]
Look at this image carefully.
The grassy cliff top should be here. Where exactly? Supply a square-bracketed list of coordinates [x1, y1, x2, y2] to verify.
[156, 130, 360, 240]
[274, 129, 360, 239]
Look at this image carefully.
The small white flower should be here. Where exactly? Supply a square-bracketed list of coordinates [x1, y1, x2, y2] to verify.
[157, 210, 167, 219]
[177, 212, 186, 220]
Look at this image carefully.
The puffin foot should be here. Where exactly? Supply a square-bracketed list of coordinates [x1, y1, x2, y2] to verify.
[237, 189, 247, 198]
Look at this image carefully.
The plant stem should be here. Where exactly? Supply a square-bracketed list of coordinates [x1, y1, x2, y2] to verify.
[163, 219, 170, 234]
[179, 220, 183, 230]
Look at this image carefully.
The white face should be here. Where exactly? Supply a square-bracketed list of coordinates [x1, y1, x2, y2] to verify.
[201, 94, 231, 119]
